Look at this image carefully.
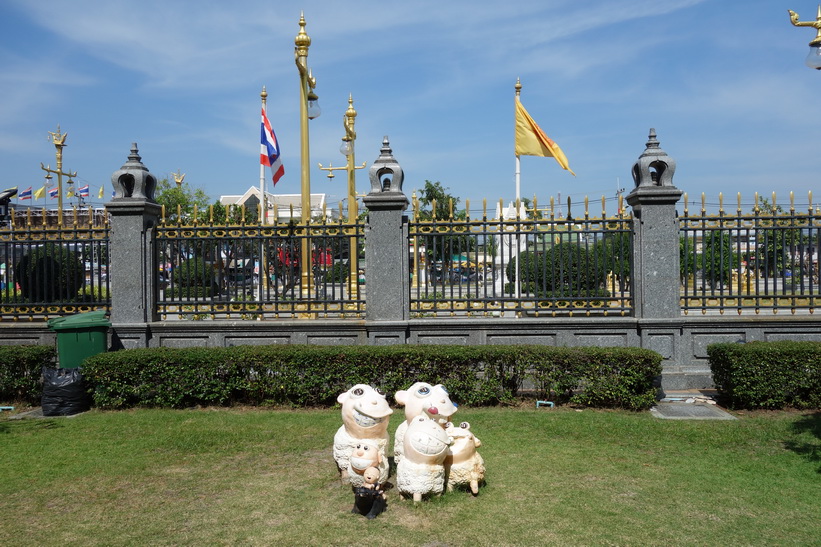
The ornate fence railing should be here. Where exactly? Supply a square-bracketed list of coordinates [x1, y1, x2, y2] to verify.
[4, 192, 820, 322]
[407, 196, 633, 317]
[679, 193, 820, 315]
[155, 207, 365, 320]
[0, 207, 110, 320]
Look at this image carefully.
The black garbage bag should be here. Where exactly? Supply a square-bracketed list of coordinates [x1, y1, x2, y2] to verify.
[42, 367, 91, 416]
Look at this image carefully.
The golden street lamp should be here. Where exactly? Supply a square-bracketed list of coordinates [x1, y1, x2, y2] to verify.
[40, 125, 77, 225]
[295, 12, 321, 294]
[319, 95, 367, 298]
[789, 6, 821, 69]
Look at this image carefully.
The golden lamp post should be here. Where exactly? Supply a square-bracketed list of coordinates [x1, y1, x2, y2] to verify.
[40, 125, 77, 225]
[789, 6, 821, 69]
[319, 95, 367, 298]
[295, 12, 321, 294]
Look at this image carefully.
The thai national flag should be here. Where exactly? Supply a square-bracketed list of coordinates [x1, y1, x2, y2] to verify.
[18, 187, 32, 200]
[48, 187, 59, 199]
[78, 185, 89, 197]
[260, 107, 284, 185]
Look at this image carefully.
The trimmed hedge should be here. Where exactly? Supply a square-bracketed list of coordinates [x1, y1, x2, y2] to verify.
[708, 341, 821, 409]
[80, 345, 662, 411]
[0, 345, 56, 404]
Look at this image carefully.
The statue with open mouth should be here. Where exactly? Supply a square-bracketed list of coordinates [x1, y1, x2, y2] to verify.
[333, 384, 393, 481]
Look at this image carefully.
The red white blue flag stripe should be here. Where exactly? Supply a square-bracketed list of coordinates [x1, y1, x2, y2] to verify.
[18, 186, 32, 200]
[48, 187, 59, 199]
[260, 107, 284, 185]
[78, 185, 89, 197]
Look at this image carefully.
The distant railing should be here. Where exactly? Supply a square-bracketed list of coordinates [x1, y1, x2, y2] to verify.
[679, 192, 820, 314]
[0, 207, 110, 320]
[156, 206, 365, 320]
[408, 196, 633, 317]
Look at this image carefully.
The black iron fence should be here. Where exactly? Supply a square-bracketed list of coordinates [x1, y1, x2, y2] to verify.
[0, 207, 110, 320]
[408, 197, 633, 317]
[3, 193, 820, 322]
[679, 193, 820, 314]
[156, 208, 365, 319]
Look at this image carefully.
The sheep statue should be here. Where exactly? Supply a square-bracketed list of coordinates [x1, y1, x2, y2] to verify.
[444, 421, 485, 495]
[393, 382, 457, 465]
[333, 384, 393, 480]
[396, 414, 453, 503]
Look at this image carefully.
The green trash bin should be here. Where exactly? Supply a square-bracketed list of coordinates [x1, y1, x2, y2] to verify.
[48, 310, 111, 369]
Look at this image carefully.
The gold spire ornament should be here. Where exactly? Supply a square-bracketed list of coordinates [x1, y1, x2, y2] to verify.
[788, 6, 821, 69]
[40, 125, 78, 225]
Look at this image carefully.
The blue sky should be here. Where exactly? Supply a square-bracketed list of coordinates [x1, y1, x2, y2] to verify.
[1, 0, 818, 216]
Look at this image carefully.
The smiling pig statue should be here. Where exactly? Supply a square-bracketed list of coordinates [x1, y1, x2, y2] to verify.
[396, 414, 453, 503]
[333, 384, 393, 480]
[393, 382, 457, 465]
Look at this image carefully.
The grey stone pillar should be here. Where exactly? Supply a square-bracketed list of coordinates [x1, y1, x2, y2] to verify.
[627, 129, 683, 319]
[363, 137, 410, 334]
[106, 144, 162, 348]
[627, 130, 684, 387]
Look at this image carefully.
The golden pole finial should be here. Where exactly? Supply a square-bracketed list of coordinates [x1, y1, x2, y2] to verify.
[789, 6, 821, 45]
[789, 6, 821, 68]
[41, 124, 77, 225]
[173, 170, 186, 187]
[515, 78, 522, 98]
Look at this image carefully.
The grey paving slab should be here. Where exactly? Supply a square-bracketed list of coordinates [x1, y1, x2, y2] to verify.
[650, 403, 737, 420]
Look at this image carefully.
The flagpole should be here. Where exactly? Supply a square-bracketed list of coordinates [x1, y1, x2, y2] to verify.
[260, 86, 268, 225]
[514, 79, 522, 203]
[258, 86, 270, 304]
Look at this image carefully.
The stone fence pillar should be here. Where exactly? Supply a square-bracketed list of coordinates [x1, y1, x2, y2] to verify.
[627, 129, 683, 319]
[363, 137, 410, 339]
[106, 144, 161, 348]
[627, 129, 683, 374]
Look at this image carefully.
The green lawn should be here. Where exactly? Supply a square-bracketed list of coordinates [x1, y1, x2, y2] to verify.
[1, 406, 819, 546]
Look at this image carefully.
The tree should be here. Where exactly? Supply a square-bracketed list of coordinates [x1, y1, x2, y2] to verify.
[414, 181, 475, 278]
[595, 230, 631, 291]
[701, 231, 735, 289]
[679, 235, 697, 286]
[754, 198, 802, 278]
[211, 200, 258, 225]
[506, 244, 604, 297]
[415, 180, 458, 221]
[16, 243, 85, 302]
[155, 177, 211, 224]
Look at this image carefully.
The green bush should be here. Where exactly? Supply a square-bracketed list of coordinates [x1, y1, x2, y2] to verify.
[708, 341, 821, 409]
[170, 258, 217, 298]
[81, 345, 662, 411]
[0, 345, 56, 404]
[15, 243, 85, 302]
[507, 245, 605, 295]
[322, 263, 349, 283]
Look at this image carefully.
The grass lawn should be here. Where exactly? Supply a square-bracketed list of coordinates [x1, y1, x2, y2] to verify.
[1, 405, 819, 546]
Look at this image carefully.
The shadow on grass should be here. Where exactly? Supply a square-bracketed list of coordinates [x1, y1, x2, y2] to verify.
[0, 418, 64, 434]
[784, 411, 821, 473]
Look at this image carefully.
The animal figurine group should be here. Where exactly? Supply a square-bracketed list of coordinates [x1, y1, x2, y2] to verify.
[333, 381, 486, 517]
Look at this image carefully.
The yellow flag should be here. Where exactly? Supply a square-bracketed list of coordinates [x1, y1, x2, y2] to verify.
[34, 186, 46, 199]
[66, 188, 75, 198]
[515, 98, 575, 176]
[98, 186, 105, 199]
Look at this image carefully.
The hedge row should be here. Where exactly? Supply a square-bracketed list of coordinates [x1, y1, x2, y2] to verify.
[708, 341, 821, 409]
[0, 345, 56, 404]
[80, 345, 662, 410]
